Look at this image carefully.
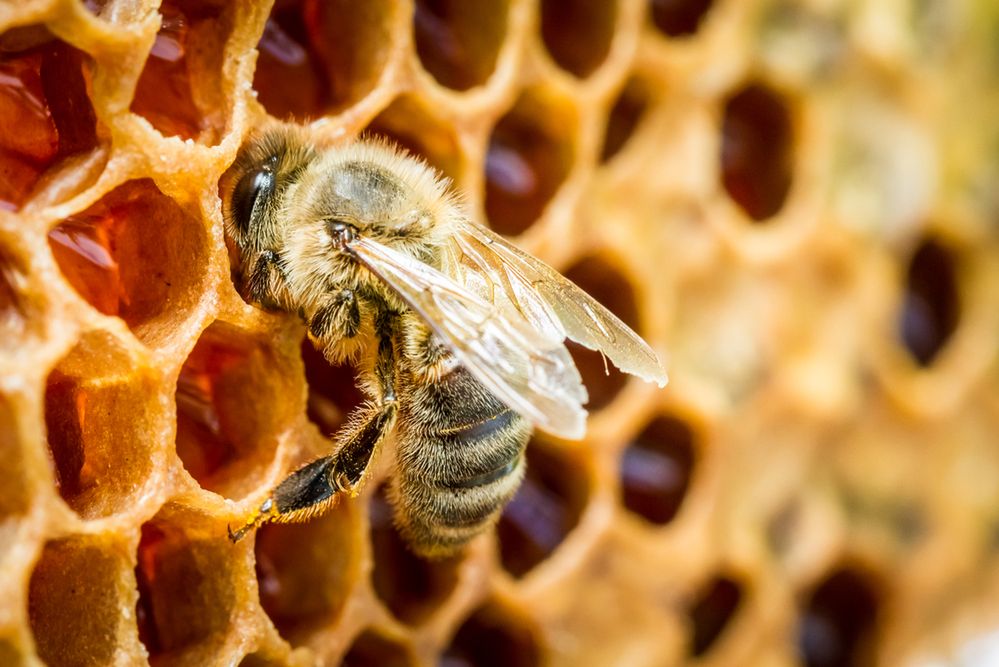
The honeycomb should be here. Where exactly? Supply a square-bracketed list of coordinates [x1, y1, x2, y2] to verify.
[2, 0, 999, 665]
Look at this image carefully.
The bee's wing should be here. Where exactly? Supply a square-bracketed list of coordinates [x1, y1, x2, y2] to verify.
[454, 223, 668, 387]
[350, 236, 589, 439]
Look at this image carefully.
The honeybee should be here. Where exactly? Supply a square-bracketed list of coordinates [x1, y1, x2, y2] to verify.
[223, 127, 666, 556]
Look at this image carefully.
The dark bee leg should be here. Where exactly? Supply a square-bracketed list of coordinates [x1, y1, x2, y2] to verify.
[229, 308, 397, 542]
[244, 250, 284, 310]
[308, 288, 360, 340]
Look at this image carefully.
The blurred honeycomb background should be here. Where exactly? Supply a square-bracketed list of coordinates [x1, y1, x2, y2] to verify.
[2, 0, 999, 665]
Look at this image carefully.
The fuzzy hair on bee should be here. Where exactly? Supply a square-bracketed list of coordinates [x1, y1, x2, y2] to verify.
[222, 126, 666, 557]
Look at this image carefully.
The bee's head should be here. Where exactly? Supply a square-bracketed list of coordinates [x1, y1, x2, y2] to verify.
[222, 128, 317, 259]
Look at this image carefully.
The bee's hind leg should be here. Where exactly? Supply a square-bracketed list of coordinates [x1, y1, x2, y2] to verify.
[229, 309, 398, 542]
[228, 401, 396, 541]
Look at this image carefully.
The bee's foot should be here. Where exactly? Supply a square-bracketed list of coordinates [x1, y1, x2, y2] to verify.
[228, 497, 276, 543]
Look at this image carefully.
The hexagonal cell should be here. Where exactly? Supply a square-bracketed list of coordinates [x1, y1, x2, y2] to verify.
[798, 568, 880, 667]
[484, 88, 577, 236]
[135, 511, 240, 659]
[341, 630, 417, 667]
[686, 575, 743, 656]
[441, 600, 542, 667]
[47, 179, 208, 346]
[301, 339, 364, 437]
[44, 331, 159, 519]
[898, 237, 959, 366]
[369, 487, 462, 625]
[176, 322, 298, 499]
[650, 0, 716, 38]
[130, 0, 230, 141]
[601, 77, 651, 163]
[562, 256, 642, 411]
[540, 0, 616, 78]
[620, 415, 695, 525]
[28, 538, 135, 666]
[254, 500, 360, 644]
[413, 0, 509, 91]
[251, 0, 404, 116]
[253, 0, 330, 120]
[497, 440, 589, 578]
[0, 27, 98, 210]
[366, 95, 464, 183]
[720, 82, 794, 222]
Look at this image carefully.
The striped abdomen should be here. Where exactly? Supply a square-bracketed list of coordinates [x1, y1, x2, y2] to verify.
[393, 364, 531, 557]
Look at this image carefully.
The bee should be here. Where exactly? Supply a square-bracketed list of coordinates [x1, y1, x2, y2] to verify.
[223, 126, 666, 557]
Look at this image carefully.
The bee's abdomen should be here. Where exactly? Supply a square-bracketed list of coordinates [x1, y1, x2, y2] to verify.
[394, 366, 531, 557]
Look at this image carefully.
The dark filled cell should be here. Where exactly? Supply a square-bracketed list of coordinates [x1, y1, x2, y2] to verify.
[441, 603, 541, 667]
[414, 0, 508, 90]
[0, 33, 97, 209]
[365, 95, 463, 183]
[720, 83, 794, 221]
[497, 442, 588, 577]
[601, 78, 650, 162]
[798, 568, 880, 667]
[899, 237, 959, 366]
[369, 488, 461, 624]
[253, 0, 330, 120]
[540, 0, 616, 78]
[254, 505, 358, 644]
[621, 415, 695, 525]
[484, 92, 575, 235]
[341, 630, 415, 667]
[688, 576, 742, 656]
[650, 0, 715, 37]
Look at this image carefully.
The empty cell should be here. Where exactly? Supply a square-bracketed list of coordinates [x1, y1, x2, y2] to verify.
[484, 89, 576, 236]
[0, 28, 98, 210]
[28, 539, 132, 666]
[441, 601, 541, 667]
[540, 0, 616, 78]
[131, 0, 229, 141]
[301, 339, 364, 437]
[601, 77, 651, 163]
[48, 179, 208, 346]
[176, 322, 297, 499]
[254, 501, 360, 644]
[650, 0, 715, 38]
[899, 237, 959, 366]
[798, 568, 880, 667]
[562, 256, 642, 411]
[253, 0, 330, 120]
[497, 441, 589, 578]
[720, 82, 794, 221]
[687, 576, 742, 656]
[414, 0, 508, 90]
[135, 514, 238, 658]
[369, 487, 461, 625]
[621, 415, 695, 525]
[43, 332, 158, 519]
[366, 95, 464, 183]
[304, 0, 399, 110]
[341, 630, 416, 667]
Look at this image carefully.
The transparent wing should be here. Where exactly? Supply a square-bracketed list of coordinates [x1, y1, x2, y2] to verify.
[454, 222, 668, 387]
[349, 236, 588, 439]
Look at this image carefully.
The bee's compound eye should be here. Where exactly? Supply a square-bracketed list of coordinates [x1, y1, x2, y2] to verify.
[231, 167, 275, 233]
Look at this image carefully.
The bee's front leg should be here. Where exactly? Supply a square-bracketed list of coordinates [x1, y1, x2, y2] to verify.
[308, 288, 361, 341]
[229, 308, 396, 542]
[244, 250, 286, 310]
